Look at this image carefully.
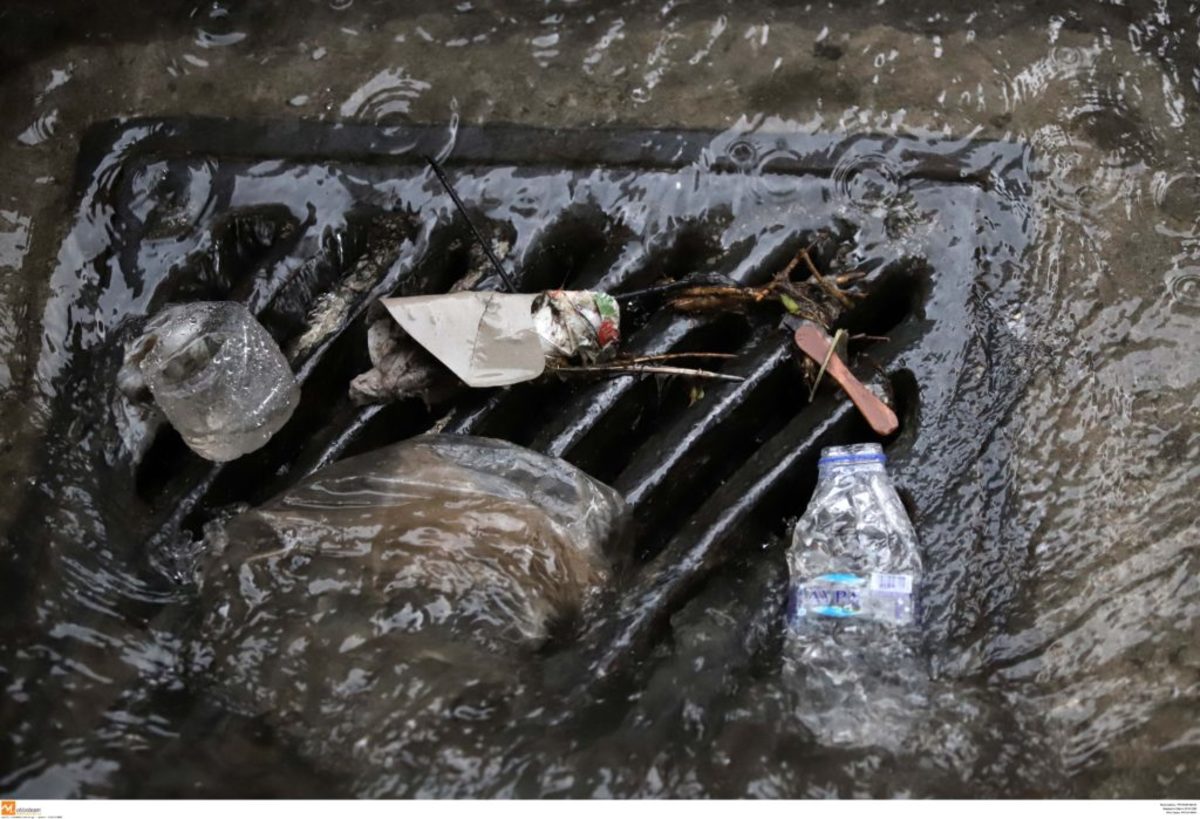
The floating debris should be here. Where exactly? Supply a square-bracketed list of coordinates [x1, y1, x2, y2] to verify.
[791, 319, 898, 436]
[348, 310, 456, 406]
[118, 302, 299, 461]
[665, 246, 862, 322]
[377, 289, 621, 388]
[785, 442, 923, 749]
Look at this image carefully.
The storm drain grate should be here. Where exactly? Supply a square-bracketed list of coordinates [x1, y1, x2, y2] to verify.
[19, 118, 1033, 678]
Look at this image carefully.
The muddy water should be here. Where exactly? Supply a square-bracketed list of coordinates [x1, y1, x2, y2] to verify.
[1, 0, 1198, 798]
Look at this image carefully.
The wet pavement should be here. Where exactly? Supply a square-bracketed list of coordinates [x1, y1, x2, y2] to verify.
[0, 0, 1198, 798]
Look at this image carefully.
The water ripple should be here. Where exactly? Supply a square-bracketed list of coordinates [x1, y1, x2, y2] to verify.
[1164, 267, 1200, 307]
[17, 110, 58, 147]
[194, 2, 247, 49]
[831, 151, 908, 213]
[339, 68, 431, 124]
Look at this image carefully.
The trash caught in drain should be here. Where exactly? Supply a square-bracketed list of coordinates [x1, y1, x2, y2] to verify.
[354, 288, 744, 402]
[118, 301, 300, 462]
[790, 318, 899, 436]
[786, 443, 920, 627]
[378, 289, 621, 387]
[782, 442, 926, 750]
[14, 103, 1072, 798]
[198, 433, 627, 679]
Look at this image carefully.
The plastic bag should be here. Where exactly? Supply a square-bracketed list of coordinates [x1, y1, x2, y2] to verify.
[200, 434, 627, 656]
[192, 435, 627, 777]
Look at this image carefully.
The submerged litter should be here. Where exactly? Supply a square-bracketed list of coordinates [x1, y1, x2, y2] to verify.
[787, 443, 920, 628]
[200, 434, 627, 653]
[784, 443, 924, 748]
[118, 301, 299, 461]
[193, 434, 628, 785]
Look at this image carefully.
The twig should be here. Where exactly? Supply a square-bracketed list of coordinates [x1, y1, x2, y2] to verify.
[776, 248, 807, 281]
[668, 284, 772, 305]
[617, 352, 737, 365]
[834, 271, 868, 286]
[665, 247, 857, 320]
[808, 327, 846, 402]
[799, 247, 854, 308]
[552, 363, 745, 382]
[614, 274, 733, 303]
[424, 155, 518, 293]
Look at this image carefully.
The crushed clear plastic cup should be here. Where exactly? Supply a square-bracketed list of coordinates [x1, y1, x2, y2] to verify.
[120, 301, 300, 462]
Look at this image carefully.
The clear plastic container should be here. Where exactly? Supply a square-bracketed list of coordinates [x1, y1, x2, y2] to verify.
[783, 443, 925, 749]
[123, 302, 299, 462]
[786, 443, 921, 629]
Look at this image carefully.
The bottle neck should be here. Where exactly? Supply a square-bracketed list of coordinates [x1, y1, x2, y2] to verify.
[817, 444, 887, 476]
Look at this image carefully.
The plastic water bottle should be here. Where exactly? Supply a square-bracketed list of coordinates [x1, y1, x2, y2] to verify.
[121, 302, 299, 462]
[782, 443, 924, 749]
[786, 443, 920, 629]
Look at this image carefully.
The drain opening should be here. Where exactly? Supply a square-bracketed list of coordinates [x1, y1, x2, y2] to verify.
[619, 259, 928, 563]
[6, 120, 1037, 793]
[151, 205, 301, 309]
[513, 206, 635, 293]
[254, 210, 375, 341]
[129, 209, 922, 564]
[399, 216, 517, 296]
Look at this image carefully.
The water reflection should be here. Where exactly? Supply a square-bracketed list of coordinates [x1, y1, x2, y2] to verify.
[194, 2, 247, 49]
[1165, 267, 1200, 308]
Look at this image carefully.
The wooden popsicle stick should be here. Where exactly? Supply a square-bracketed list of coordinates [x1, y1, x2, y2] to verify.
[793, 322, 899, 436]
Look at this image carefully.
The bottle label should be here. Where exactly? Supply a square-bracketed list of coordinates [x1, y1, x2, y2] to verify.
[787, 572, 916, 627]
[868, 573, 912, 594]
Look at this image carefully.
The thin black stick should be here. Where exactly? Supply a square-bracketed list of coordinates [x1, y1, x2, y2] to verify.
[424, 155, 519, 293]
